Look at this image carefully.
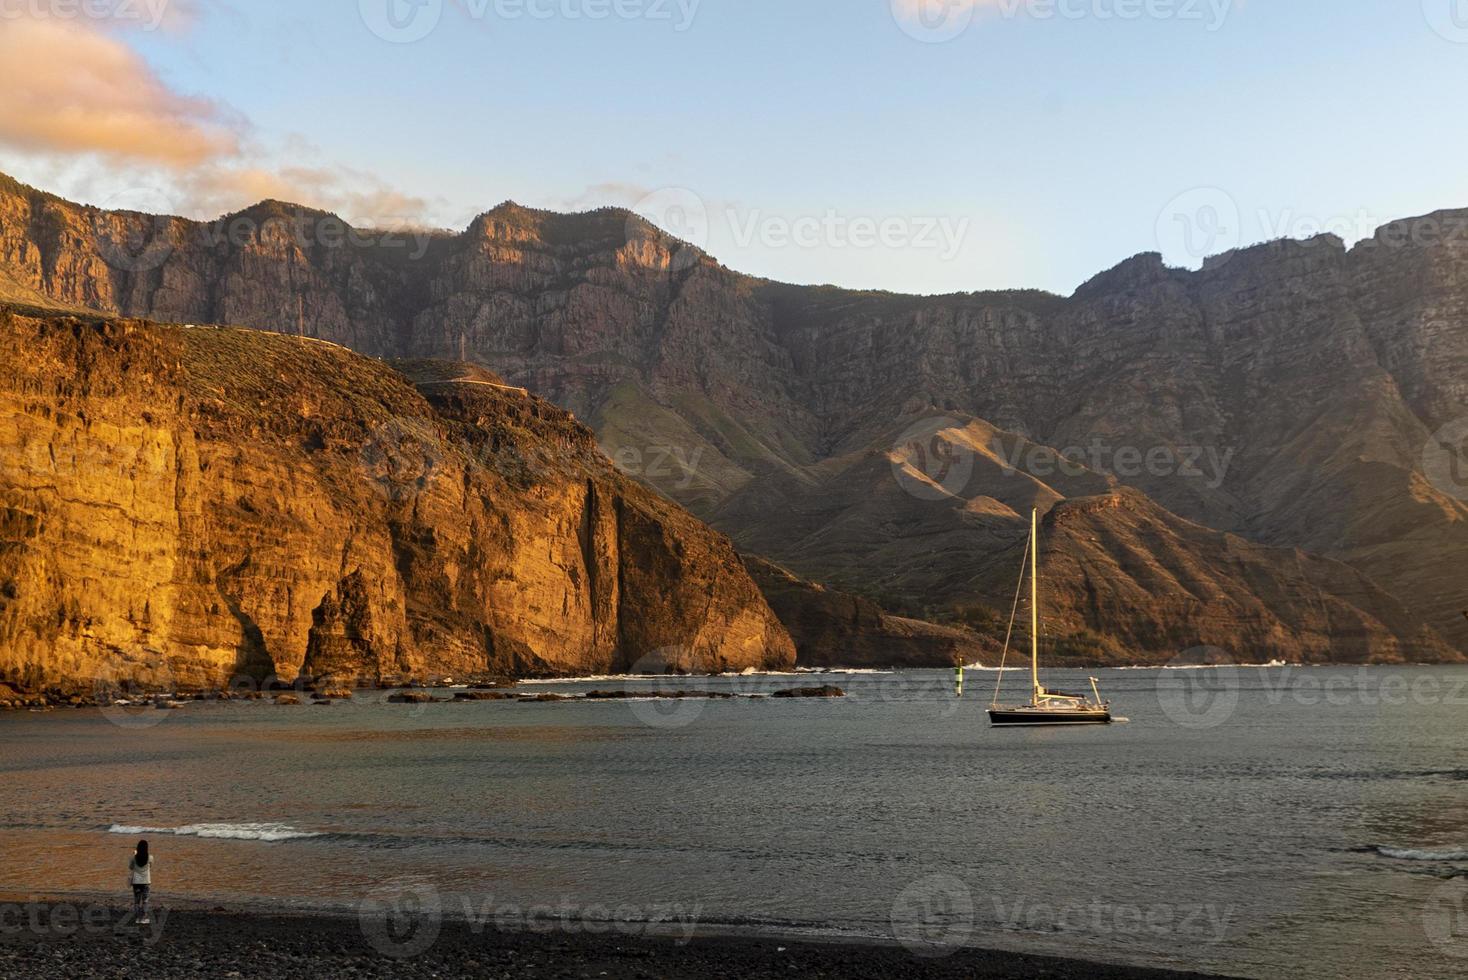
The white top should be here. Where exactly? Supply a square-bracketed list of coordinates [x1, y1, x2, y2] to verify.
[129, 856, 152, 885]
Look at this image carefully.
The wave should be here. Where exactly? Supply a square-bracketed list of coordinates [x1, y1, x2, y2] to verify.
[725, 670, 805, 677]
[1371, 845, 1468, 862]
[519, 674, 669, 685]
[108, 822, 322, 842]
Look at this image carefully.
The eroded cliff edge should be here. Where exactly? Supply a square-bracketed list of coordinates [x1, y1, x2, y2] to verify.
[0, 311, 795, 691]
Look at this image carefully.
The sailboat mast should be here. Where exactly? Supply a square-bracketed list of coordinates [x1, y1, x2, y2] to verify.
[1030, 507, 1040, 701]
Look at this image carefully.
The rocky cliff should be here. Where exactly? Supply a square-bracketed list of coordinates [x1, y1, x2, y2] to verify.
[973, 490, 1454, 665]
[742, 557, 991, 669]
[0, 309, 794, 692]
[3, 170, 1465, 663]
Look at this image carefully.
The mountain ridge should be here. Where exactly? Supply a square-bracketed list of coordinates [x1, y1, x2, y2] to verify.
[2, 171, 1464, 664]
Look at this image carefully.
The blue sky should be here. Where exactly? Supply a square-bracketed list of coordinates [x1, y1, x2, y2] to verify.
[3, 0, 1467, 295]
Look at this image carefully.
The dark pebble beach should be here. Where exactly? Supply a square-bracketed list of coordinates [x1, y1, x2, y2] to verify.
[0, 901, 1230, 980]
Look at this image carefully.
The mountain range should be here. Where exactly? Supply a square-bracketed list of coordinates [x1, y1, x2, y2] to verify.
[2, 169, 1465, 670]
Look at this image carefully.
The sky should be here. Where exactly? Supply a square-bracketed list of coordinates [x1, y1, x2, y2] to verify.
[2, 0, 1467, 296]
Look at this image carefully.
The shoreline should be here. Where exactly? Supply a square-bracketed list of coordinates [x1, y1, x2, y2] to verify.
[0, 893, 1232, 979]
[5, 661, 1463, 712]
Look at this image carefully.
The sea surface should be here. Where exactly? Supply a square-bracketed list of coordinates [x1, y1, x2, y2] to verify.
[3, 665, 1467, 979]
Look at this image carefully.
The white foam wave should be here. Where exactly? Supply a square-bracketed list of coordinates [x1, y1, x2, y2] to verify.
[723, 670, 806, 677]
[108, 822, 321, 842]
[1374, 845, 1468, 862]
[520, 674, 675, 685]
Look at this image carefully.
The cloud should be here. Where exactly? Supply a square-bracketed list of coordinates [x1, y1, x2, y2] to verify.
[180, 165, 438, 229]
[560, 182, 657, 211]
[0, 17, 239, 168]
[3, 0, 186, 32]
[0, 11, 438, 230]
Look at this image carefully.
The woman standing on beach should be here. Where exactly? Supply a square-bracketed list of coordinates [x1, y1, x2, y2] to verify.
[128, 840, 152, 925]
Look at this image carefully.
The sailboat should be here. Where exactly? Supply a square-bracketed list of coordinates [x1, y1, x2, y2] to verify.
[987, 508, 1112, 726]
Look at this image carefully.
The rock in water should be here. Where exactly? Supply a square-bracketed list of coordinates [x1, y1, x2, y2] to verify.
[387, 691, 436, 704]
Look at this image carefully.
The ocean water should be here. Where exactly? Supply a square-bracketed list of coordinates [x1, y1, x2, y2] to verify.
[3, 665, 1467, 978]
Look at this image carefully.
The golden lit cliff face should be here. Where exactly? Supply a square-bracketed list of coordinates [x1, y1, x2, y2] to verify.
[0, 312, 793, 692]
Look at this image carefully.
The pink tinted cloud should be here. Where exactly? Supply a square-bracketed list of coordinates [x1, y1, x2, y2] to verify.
[0, 17, 239, 168]
[0, 12, 436, 229]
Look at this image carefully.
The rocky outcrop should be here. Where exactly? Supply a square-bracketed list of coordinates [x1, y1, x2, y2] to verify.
[743, 557, 990, 668]
[0, 310, 793, 693]
[3, 170, 1466, 663]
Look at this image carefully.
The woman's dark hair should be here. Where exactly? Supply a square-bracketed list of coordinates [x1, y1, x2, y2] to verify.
[135, 840, 149, 867]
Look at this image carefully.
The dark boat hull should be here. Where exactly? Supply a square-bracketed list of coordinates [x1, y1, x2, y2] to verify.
[987, 707, 1112, 726]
